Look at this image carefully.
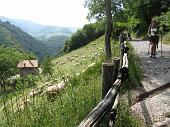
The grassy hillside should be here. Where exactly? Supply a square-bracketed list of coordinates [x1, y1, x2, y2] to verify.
[51, 36, 106, 80]
[0, 36, 142, 127]
[0, 36, 106, 127]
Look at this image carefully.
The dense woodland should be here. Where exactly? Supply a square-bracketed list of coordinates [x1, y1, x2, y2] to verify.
[43, 35, 69, 55]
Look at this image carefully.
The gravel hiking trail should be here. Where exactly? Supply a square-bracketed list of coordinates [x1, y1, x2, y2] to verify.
[130, 40, 170, 127]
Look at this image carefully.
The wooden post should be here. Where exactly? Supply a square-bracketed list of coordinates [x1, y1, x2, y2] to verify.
[112, 58, 120, 83]
[119, 34, 125, 66]
[102, 63, 114, 98]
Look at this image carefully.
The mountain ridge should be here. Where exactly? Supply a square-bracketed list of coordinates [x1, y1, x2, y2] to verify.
[0, 16, 77, 39]
[0, 20, 51, 59]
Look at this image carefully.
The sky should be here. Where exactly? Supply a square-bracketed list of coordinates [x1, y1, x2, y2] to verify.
[0, 0, 90, 27]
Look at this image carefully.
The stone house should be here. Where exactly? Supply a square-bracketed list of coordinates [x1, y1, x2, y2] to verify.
[17, 60, 39, 76]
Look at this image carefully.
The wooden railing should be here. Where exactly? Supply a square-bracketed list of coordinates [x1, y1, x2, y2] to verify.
[79, 34, 129, 127]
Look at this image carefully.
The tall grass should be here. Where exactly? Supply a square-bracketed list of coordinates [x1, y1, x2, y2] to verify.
[1, 61, 102, 127]
[114, 101, 144, 127]
[163, 31, 170, 45]
[121, 44, 143, 93]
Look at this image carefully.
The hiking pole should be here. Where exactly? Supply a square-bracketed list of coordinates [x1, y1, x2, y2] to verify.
[161, 32, 162, 57]
[148, 43, 150, 55]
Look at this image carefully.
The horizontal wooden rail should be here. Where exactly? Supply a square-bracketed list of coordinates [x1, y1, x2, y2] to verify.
[79, 54, 128, 127]
[78, 79, 121, 127]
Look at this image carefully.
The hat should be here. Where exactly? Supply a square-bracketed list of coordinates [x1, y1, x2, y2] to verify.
[151, 19, 159, 25]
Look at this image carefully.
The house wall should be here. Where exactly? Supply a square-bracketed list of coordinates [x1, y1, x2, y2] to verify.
[20, 68, 39, 77]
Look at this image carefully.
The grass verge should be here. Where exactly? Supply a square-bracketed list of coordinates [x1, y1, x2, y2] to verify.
[0, 60, 102, 127]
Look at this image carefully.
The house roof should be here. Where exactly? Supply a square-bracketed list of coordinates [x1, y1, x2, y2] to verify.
[17, 60, 38, 68]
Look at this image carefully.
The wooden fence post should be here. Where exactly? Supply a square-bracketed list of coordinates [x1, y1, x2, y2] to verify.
[102, 59, 120, 98]
[102, 63, 114, 98]
[112, 58, 120, 83]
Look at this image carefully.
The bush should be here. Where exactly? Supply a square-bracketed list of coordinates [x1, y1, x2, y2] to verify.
[63, 21, 105, 53]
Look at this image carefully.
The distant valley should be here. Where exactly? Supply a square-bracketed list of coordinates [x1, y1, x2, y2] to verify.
[0, 16, 77, 59]
[0, 16, 77, 39]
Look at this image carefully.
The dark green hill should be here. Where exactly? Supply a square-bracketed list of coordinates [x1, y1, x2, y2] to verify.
[0, 20, 50, 59]
[43, 35, 69, 55]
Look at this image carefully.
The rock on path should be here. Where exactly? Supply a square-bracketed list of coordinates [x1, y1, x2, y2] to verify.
[130, 40, 170, 127]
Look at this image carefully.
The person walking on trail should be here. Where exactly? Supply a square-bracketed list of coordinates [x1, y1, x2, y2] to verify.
[148, 19, 160, 58]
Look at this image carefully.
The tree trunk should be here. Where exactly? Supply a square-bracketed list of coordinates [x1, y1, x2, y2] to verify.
[105, 0, 113, 59]
[2, 79, 6, 92]
[0, 80, 3, 90]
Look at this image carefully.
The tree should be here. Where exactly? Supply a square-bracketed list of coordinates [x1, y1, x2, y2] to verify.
[104, 0, 112, 58]
[63, 22, 105, 53]
[41, 57, 54, 80]
[123, 0, 170, 35]
[0, 46, 25, 92]
[85, 0, 123, 58]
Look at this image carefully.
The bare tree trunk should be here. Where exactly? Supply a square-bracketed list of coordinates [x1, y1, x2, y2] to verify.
[0, 79, 3, 90]
[2, 79, 6, 92]
[105, 0, 113, 59]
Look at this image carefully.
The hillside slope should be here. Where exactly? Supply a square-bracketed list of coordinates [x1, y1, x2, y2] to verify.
[51, 36, 106, 80]
[0, 20, 50, 59]
[42, 35, 69, 56]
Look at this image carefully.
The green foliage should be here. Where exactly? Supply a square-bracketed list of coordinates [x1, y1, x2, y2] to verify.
[0, 46, 26, 91]
[0, 36, 143, 127]
[1, 61, 102, 127]
[0, 20, 50, 59]
[114, 101, 143, 127]
[154, 10, 170, 45]
[63, 21, 105, 52]
[124, 0, 170, 24]
[162, 31, 170, 45]
[0, 36, 105, 127]
[123, 0, 170, 36]
[43, 35, 69, 56]
[41, 57, 54, 80]
[85, 0, 170, 37]
[155, 10, 170, 32]
[85, 0, 122, 21]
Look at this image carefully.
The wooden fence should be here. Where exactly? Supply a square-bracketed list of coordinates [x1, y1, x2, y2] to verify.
[79, 34, 129, 127]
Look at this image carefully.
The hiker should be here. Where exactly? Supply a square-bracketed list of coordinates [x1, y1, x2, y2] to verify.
[148, 19, 160, 58]
[127, 32, 132, 40]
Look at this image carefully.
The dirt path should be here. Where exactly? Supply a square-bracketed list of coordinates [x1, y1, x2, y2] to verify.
[130, 40, 170, 127]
